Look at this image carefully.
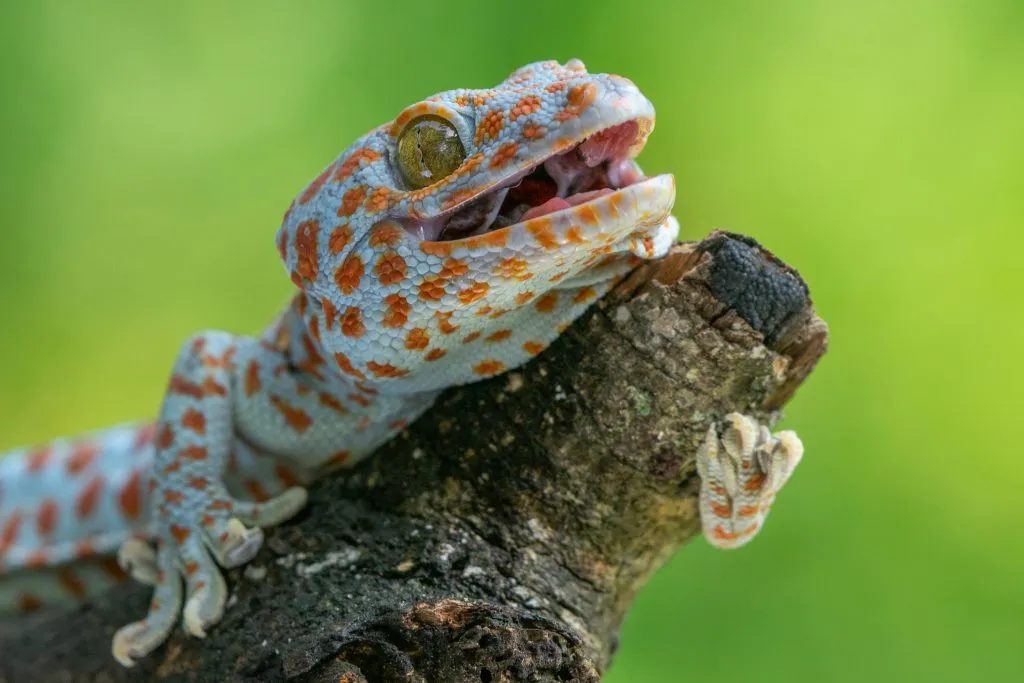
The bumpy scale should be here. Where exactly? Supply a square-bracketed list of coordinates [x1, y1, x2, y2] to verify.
[0, 59, 804, 666]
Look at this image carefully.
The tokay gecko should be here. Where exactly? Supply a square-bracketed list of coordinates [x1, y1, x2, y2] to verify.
[0, 59, 804, 666]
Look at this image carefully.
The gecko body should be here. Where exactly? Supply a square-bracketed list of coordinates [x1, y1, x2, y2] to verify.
[0, 60, 803, 666]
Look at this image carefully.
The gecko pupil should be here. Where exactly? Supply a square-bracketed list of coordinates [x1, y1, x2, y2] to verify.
[396, 115, 466, 189]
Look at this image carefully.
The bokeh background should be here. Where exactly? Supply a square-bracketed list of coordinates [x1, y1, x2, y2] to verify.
[1, 1, 1021, 680]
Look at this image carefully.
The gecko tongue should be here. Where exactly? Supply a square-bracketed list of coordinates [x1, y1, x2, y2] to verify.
[520, 189, 616, 221]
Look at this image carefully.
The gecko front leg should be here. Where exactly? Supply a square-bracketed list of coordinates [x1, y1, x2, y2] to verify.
[696, 413, 804, 549]
[111, 332, 308, 666]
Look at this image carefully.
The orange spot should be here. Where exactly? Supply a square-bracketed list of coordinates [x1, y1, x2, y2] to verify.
[463, 331, 481, 344]
[333, 148, 380, 183]
[710, 502, 732, 518]
[118, 471, 143, 520]
[420, 240, 455, 257]
[565, 226, 585, 244]
[509, 95, 541, 121]
[366, 361, 409, 378]
[545, 81, 567, 93]
[441, 186, 482, 211]
[319, 392, 347, 414]
[183, 560, 200, 576]
[294, 218, 320, 281]
[58, 567, 87, 599]
[405, 327, 430, 350]
[299, 162, 336, 204]
[164, 490, 184, 504]
[275, 465, 302, 489]
[132, 423, 156, 451]
[419, 275, 447, 302]
[169, 375, 204, 399]
[0, 511, 23, 554]
[329, 224, 353, 255]
[711, 525, 737, 542]
[375, 251, 407, 286]
[209, 499, 233, 511]
[368, 222, 404, 248]
[490, 142, 519, 169]
[75, 476, 103, 520]
[473, 360, 507, 376]
[434, 310, 459, 334]
[245, 359, 262, 397]
[334, 352, 367, 380]
[26, 446, 51, 472]
[439, 258, 469, 279]
[383, 294, 411, 329]
[202, 377, 228, 396]
[337, 186, 367, 217]
[425, 348, 447, 361]
[340, 306, 366, 338]
[457, 281, 490, 305]
[576, 204, 600, 226]
[334, 255, 365, 295]
[37, 499, 58, 536]
[320, 300, 337, 332]
[324, 451, 351, 470]
[187, 477, 208, 490]
[277, 228, 289, 261]
[572, 286, 598, 304]
[522, 123, 545, 140]
[347, 392, 372, 408]
[270, 395, 314, 432]
[523, 341, 545, 355]
[170, 525, 191, 543]
[365, 186, 391, 213]
[73, 539, 96, 559]
[354, 382, 378, 395]
[66, 441, 98, 476]
[526, 218, 559, 250]
[181, 408, 206, 435]
[475, 109, 505, 143]
[180, 446, 209, 460]
[736, 505, 761, 519]
[475, 306, 493, 317]
[514, 291, 535, 305]
[535, 292, 558, 313]
[156, 425, 174, 452]
[163, 460, 181, 475]
[25, 549, 49, 569]
[17, 592, 43, 613]
[495, 257, 530, 280]
[743, 473, 767, 492]
[490, 308, 510, 318]
[486, 330, 512, 343]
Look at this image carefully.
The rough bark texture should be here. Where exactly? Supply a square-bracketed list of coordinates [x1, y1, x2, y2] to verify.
[0, 232, 828, 683]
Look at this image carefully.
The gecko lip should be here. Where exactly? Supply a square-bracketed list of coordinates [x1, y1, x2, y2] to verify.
[407, 119, 653, 243]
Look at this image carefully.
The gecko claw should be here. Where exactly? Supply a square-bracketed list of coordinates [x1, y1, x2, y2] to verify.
[696, 413, 803, 549]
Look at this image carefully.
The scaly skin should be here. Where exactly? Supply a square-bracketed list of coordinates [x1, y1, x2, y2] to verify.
[0, 59, 804, 666]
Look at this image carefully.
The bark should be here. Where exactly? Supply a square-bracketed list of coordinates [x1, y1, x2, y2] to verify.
[0, 231, 829, 683]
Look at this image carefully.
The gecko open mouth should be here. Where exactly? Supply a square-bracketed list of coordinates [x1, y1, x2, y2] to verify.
[412, 120, 649, 242]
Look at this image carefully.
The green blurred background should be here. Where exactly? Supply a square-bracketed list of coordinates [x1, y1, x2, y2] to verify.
[1, 1, 1021, 680]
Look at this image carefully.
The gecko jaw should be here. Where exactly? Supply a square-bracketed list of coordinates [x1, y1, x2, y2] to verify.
[408, 119, 654, 244]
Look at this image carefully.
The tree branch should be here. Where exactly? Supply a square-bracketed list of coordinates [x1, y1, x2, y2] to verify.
[0, 232, 828, 683]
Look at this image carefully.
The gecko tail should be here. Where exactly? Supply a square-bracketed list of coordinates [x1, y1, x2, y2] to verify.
[0, 422, 156, 615]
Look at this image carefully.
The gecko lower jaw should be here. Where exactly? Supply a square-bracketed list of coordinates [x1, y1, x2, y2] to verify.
[409, 119, 652, 243]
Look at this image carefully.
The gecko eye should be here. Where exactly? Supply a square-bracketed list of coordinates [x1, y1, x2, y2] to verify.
[396, 115, 466, 189]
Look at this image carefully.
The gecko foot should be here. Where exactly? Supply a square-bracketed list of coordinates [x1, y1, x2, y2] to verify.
[111, 488, 306, 667]
[695, 412, 803, 549]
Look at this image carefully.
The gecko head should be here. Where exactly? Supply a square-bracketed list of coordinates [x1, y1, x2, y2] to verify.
[277, 59, 677, 393]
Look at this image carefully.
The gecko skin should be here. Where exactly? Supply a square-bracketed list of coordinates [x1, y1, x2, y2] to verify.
[0, 59, 803, 666]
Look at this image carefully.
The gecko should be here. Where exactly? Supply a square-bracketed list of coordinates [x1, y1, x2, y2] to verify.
[0, 59, 804, 667]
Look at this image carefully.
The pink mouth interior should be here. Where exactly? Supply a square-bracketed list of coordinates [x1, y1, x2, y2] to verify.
[424, 120, 648, 241]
